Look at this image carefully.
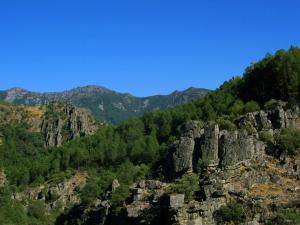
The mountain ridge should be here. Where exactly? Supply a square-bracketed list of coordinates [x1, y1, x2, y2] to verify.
[0, 85, 209, 123]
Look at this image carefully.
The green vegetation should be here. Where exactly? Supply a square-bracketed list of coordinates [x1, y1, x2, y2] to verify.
[277, 128, 300, 155]
[264, 99, 280, 110]
[214, 201, 247, 224]
[169, 174, 199, 201]
[240, 46, 300, 105]
[259, 130, 274, 144]
[267, 208, 300, 225]
[244, 100, 260, 113]
[28, 200, 47, 220]
[196, 159, 210, 175]
[0, 186, 55, 225]
[0, 123, 47, 187]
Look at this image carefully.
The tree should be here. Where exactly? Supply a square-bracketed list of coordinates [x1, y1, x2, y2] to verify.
[244, 101, 260, 113]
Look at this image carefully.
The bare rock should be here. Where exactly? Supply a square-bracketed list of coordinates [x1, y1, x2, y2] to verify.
[111, 179, 120, 192]
[171, 137, 195, 175]
[219, 130, 265, 167]
[169, 194, 185, 209]
[199, 123, 219, 165]
[41, 103, 99, 147]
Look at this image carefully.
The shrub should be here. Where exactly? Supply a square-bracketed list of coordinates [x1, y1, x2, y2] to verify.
[264, 99, 279, 110]
[267, 209, 300, 225]
[259, 131, 273, 144]
[277, 128, 300, 155]
[110, 184, 131, 206]
[244, 101, 260, 113]
[28, 200, 46, 219]
[169, 173, 199, 201]
[217, 118, 237, 131]
[214, 201, 247, 224]
[196, 159, 210, 175]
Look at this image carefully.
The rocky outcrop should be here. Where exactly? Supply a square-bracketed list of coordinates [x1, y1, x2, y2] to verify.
[199, 123, 220, 165]
[170, 137, 195, 175]
[169, 194, 185, 209]
[117, 151, 300, 225]
[13, 172, 88, 211]
[0, 102, 101, 147]
[41, 103, 99, 146]
[167, 105, 299, 177]
[218, 130, 265, 167]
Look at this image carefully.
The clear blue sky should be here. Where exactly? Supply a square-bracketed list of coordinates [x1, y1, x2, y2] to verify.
[0, 0, 299, 96]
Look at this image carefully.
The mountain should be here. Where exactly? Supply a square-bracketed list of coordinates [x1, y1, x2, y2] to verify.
[0, 86, 209, 124]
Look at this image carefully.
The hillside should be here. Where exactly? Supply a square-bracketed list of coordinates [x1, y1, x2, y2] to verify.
[0, 47, 300, 225]
[0, 86, 209, 124]
[0, 102, 101, 147]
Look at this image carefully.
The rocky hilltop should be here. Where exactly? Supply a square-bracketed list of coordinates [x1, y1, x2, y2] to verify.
[0, 102, 100, 147]
[0, 86, 209, 123]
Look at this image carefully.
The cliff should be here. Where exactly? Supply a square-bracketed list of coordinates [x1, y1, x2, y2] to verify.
[0, 102, 101, 147]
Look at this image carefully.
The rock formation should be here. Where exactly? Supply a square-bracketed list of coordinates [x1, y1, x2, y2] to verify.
[0, 102, 100, 147]
[168, 105, 299, 177]
[41, 103, 99, 147]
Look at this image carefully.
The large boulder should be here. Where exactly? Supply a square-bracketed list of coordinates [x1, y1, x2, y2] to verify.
[268, 104, 299, 129]
[237, 111, 272, 133]
[255, 110, 273, 131]
[284, 106, 299, 128]
[219, 130, 265, 167]
[181, 120, 203, 139]
[171, 137, 195, 175]
[198, 123, 219, 165]
[169, 194, 185, 209]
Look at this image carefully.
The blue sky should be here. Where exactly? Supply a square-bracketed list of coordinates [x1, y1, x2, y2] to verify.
[0, 0, 299, 96]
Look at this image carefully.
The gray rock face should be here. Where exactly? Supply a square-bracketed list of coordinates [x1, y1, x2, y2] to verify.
[171, 137, 195, 175]
[199, 123, 219, 165]
[41, 118, 64, 147]
[284, 106, 299, 128]
[41, 103, 98, 147]
[168, 122, 264, 176]
[269, 105, 299, 129]
[181, 120, 203, 138]
[219, 130, 265, 167]
[256, 110, 273, 130]
[167, 105, 298, 177]
[237, 110, 272, 133]
[169, 194, 185, 209]
[13, 172, 87, 211]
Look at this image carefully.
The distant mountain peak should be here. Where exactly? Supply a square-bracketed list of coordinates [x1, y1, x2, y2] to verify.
[0, 85, 209, 123]
[7, 87, 28, 93]
[68, 85, 111, 93]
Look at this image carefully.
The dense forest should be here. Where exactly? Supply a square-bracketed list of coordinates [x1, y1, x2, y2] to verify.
[0, 47, 300, 224]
